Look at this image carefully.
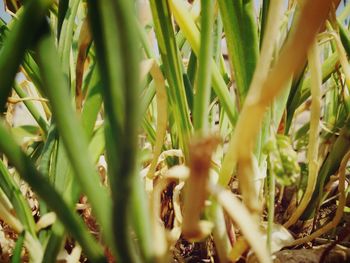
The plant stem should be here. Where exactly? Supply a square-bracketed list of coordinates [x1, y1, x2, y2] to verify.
[193, 0, 215, 133]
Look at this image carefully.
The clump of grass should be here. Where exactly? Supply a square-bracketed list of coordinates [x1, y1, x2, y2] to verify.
[0, 1, 350, 262]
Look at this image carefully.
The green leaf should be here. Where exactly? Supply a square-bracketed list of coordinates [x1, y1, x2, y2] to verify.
[0, 0, 53, 111]
[11, 231, 25, 263]
[0, 160, 36, 235]
[0, 121, 107, 262]
[217, 0, 258, 104]
[149, 0, 192, 158]
[87, 0, 147, 261]
[302, 118, 350, 219]
[193, 0, 215, 132]
[35, 26, 113, 252]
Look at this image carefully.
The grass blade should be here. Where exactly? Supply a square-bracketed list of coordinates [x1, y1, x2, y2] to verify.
[149, 0, 192, 158]
[13, 82, 49, 135]
[193, 0, 215, 132]
[87, 0, 145, 261]
[0, 0, 53, 111]
[217, 0, 258, 104]
[0, 122, 107, 262]
[0, 160, 36, 235]
[284, 40, 322, 227]
[11, 231, 25, 263]
[168, 0, 238, 125]
[35, 28, 113, 250]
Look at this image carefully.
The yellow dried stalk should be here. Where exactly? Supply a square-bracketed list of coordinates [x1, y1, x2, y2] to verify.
[0, 200, 23, 233]
[0, 201, 43, 262]
[25, 233, 43, 263]
[18, 79, 51, 119]
[7, 97, 49, 104]
[219, 0, 332, 214]
[284, 39, 322, 228]
[150, 165, 189, 261]
[209, 184, 272, 263]
[75, 19, 92, 112]
[219, 0, 285, 187]
[182, 135, 220, 241]
[35, 212, 57, 232]
[229, 237, 249, 262]
[289, 150, 350, 246]
[151, 178, 171, 262]
[140, 59, 168, 179]
[169, 181, 184, 243]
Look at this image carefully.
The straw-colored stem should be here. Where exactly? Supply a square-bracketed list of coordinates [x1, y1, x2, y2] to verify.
[219, 0, 285, 186]
[142, 60, 168, 179]
[267, 169, 275, 253]
[182, 136, 220, 241]
[209, 184, 272, 263]
[0, 200, 23, 233]
[219, 0, 332, 191]
[290, 150, 350, 246]
[284, 39, 322, 228]
[326, 31, 350, 108]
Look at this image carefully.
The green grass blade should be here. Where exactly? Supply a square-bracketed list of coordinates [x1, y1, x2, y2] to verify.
[168, 0, 238, 125]
[187, 51, 197, 86]
[302, 118, 350, 219]
[37, 125, 58, 220]
[57, 0, 69, 40]
[35, 28, 113, 249]
[142, 117, 156, 145]
[87, 0, 146, 261]
[217, 0, 258, 104]
[131, 172, 154, 263]
[38, 126, 57, 180]
[13, 82, 49, 135]
[0, 0, 53, 111]
[213, 14, 223, 64]
[338, 20, 350, 56]
[286, 52, 338, 128]
[21, 52, 46, 97]
[81, 66, 103, 139]
[0, 122, 107, 263]
[140, 81, 156, 117]
[136, 19, 157, 59]
[42, 223, 65, 263]
[149, 0, 192, 158]
[42, 125, 105, 262]
[0, 160, 36, 235]
[57, 0, 81, 82]
[193, 0, 215, 132]
[11, 231, 25, 263]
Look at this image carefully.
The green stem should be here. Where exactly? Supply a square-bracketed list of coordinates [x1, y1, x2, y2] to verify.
[0, 160, 36, 236]
[193, 0, 215, 132]
[302, 118, 350, 219]
[217, 0, 258, 104]
[149, 0, 192, 159]
[35, 29, 113, 250]
[13, 82, 49, 135]
[0, 122, 106, 263]
[0, 0, 53, 111]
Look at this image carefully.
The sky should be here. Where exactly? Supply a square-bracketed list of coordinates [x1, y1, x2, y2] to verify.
[0, 0, 10, 22]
